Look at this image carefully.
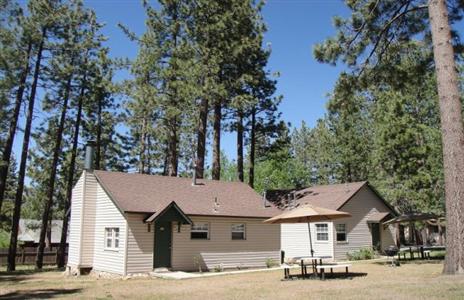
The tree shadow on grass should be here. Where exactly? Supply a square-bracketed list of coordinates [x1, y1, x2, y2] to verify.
[282, 272, 368, 281]
[373, 258, 444, 266]
[0, 267, 64, 284]
[0, 288, 81, 299]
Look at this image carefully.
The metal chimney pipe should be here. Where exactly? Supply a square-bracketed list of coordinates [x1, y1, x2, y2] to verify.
[84, 141, 96, 171]
[192, 160, 197, 186]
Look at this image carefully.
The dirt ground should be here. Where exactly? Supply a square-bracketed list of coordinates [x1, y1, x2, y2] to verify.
[1, 260, 463, 300]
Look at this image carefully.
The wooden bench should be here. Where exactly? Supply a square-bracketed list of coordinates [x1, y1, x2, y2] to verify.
[200, 251, 280, 271]
[315, 264, 351, 280]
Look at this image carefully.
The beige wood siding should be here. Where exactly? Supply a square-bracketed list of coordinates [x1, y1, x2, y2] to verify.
[333, 185, 395, 260]
[67, 172, 85, 267]
[281, 222, 334, 260]
[171, 216, 280, 271]
[92, 182, 127, 275]
[80, 172, 98, 267]
[126, 213, 153, 274]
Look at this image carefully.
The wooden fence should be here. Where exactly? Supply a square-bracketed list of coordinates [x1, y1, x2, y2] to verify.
[0, 247, 68, 266]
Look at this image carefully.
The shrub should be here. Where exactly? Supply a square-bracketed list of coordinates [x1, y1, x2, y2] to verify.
[0, 229, 9, 248]
[213, 264, 223, 272]
[265, 258, 278, 268]
[347, 247, 376, 261]
[193, 255, 202, 273]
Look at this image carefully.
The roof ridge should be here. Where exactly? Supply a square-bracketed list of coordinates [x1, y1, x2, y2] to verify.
[94, 170, 249, 186]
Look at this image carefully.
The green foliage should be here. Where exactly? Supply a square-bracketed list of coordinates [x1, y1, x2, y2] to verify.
[213, 264, 224, 272]
[347, 247, 376, 261]
[265, 258, 278, 268]
[0, 229, 9, 248]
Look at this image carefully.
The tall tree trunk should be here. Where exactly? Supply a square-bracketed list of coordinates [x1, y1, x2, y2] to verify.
[237, 110, 244, 182]
[95, 88, 102, 170]
[56, 75, 86, 268]
[7, 28, 46, 272]
[0, 41, 32, 215]
[195, 98, 208, 179]
[248, 107, 256, 188]
[36, 67, 74, 269]
[167, 118, 178, 176]
[212, 100, 221, 180]
[429, 0, 464, 275]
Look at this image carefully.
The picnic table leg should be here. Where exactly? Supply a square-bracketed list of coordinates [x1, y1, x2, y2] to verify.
[420, 247, 424, 259]
[409, 247, 413, 260]
[321, 268, 325, 280]
[301, 259, 305, 278]
[345, 266, 349, 274]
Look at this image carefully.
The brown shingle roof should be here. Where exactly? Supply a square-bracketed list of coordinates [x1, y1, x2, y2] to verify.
[93, 170, 280, 218]
[267, 181, 368, 211]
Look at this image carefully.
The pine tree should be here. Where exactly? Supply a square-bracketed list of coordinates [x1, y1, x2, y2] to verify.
[314, 0, 464, 273]
[0, 1, 32, 216]
[7, 0, 56, 272]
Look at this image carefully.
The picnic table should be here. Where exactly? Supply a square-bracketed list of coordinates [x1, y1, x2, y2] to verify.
[283, 255, 333, 279]
[398, 245, 446, 260]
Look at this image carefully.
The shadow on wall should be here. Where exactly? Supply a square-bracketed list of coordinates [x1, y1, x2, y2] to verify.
[0, 288, 82, 299]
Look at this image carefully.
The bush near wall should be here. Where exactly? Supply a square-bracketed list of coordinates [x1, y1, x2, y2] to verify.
[347, 247, 377, 261]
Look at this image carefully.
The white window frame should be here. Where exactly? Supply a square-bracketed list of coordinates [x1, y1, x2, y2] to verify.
[104, 227, 120, 250]
[231, 223, 246, 240]
[191, 223, 210, 240]
[315, 223, 329, 241]
[336, 223, 348, 243]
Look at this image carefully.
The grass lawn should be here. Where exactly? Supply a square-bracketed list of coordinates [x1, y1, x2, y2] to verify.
[1, 260, 463, 300]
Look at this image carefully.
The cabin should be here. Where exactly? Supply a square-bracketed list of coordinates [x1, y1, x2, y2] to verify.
[266, 182, 397, 261]
[18, 219, 66, 248]
[66, 144, 281, 276]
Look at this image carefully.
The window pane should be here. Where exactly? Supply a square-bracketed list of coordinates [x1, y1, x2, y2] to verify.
[337, 233, 346, 241]
[192, 223, 209, 231]
[106, 237, 112, 248]
[191, 232, 208, 239]
[232, 224, 245, 232]
[317, 233, 329, 241]
[114, 228, 120, 237]
[114, 238, 119, 248]
[232, 232, 245, 240]
[316, 224, 328, 232]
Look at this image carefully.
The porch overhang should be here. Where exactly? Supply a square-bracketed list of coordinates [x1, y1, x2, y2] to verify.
[367, 212, 392, 224]
[144, 201, 192, 225]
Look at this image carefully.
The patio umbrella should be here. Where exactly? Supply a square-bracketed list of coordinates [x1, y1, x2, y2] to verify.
[264, 204, 351, 257]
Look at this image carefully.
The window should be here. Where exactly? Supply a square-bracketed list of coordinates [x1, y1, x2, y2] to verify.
[231, 223, 246, 240]
[316, 223, 329, 241]
[336, 224, 347, 242]
[191, 223, 209, 240]
[105, 228, 120, 249]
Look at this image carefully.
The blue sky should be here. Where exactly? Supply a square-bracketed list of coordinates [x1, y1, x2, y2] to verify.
[80, 0, 348, 162]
